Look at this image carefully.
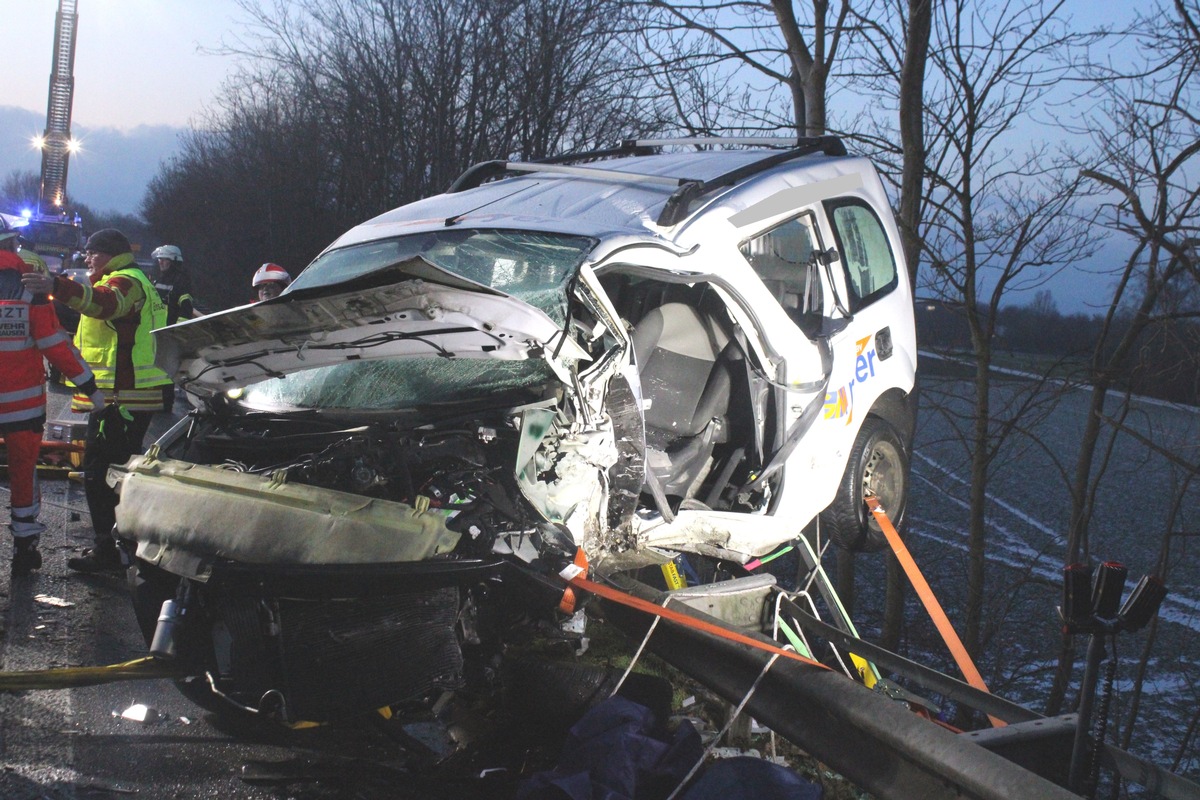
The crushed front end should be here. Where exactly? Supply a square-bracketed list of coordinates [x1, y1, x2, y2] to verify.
[110, 231, 634, 724]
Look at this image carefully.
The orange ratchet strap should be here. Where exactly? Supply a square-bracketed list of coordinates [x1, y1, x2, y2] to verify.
[0, 438, 85, 453]
[558, 558, 830, 672]
[557, 548, 591, 614]
[865, 495, 1003, 728]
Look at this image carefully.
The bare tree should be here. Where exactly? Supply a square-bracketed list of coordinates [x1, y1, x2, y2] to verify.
[144, 0, 657, 310]
[850, 0, 1096, 661]
[897, 0, 931, 285]
[843, 0, 930, 285]
[929, 4, 1098, 660]
[0, 170, 41, 215]
[637, 0, 857, 136]
[225, 0, 655, 199]
[634, 1, 935, 643]
[1045, 0, 1200, 715]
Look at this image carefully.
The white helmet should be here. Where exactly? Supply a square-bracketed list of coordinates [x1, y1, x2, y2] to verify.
[252, 262, 292, 287]
[0, 220, 17, 245]
[152, 244, 183, 262]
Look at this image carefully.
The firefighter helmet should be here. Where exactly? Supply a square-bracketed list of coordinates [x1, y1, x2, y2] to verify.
[252, 263, 291, 287]
[0, 216, 18, 244]
[152, 244, 183, 262]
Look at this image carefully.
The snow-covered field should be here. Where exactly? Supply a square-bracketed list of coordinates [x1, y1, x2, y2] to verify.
[852, 368, 1200, 783]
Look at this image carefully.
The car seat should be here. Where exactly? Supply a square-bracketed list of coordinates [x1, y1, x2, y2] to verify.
[748, 253, 822, 337]
[632, 302, 735, 501]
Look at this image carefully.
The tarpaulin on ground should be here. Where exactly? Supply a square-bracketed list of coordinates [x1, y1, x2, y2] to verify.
[516, 695, 822, 800]
[683, 757, 823, 800]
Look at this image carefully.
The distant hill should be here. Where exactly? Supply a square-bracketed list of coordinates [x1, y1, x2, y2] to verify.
[0, 106, 184, 217]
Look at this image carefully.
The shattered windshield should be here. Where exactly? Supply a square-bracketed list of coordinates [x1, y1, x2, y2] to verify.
[240, 357, 555, 411]
[289, 229, 595, 324]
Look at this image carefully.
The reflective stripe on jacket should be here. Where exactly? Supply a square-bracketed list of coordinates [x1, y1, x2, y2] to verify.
[18, 248, 49, 276]
[154, 266, 194, 325]
[68, 254, 171, 412]
[0, 250, 94, 427]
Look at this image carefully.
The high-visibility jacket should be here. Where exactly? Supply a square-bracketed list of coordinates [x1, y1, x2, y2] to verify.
[54, 252, 172, 412]
[18, 247, 49, 276]
[0, 250, 95, 428]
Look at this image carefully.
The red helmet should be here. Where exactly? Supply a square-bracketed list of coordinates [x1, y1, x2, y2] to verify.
[252, 263, 291, 287]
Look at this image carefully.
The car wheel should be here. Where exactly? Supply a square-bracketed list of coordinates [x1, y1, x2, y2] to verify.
[172, 675, 262, 727]
[820, 416, 908, 553]
[501, 657, 673, 734]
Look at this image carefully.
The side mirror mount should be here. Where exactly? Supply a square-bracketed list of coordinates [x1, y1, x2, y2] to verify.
[817, 247, 840, 266]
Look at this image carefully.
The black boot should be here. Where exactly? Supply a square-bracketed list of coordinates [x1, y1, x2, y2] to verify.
[67, 542, 124, 574]
[11, 536, 43, 577]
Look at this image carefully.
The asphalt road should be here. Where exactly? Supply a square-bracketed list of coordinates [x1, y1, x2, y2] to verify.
[5, 366, 1198, 794]
[0, 383, 518, 800]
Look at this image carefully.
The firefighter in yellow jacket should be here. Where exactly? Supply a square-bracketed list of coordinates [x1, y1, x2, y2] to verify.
[22, 228, 172, 573]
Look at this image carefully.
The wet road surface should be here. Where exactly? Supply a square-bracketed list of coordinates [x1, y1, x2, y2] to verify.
[0, 384, 526, 799]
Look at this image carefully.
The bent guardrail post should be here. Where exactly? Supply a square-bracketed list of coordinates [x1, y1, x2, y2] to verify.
[599, 573, 1082, 800]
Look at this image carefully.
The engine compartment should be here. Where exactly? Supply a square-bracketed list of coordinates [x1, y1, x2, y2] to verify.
[160, 409, 545, 561]
[124, 405, 595, 724]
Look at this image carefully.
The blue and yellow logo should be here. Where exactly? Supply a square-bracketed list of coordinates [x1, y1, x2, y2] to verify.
[824, 335, 879, 425]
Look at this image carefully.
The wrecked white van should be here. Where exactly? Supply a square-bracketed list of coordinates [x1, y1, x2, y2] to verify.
[113, 137, 917, 722]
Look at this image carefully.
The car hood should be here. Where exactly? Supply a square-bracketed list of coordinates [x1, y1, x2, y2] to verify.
[155, 268, 589, 395]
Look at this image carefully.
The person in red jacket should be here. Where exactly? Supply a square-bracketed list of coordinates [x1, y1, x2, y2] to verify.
[0, 219, 103, 576]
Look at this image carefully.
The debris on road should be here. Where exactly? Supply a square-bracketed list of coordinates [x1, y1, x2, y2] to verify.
[33, 594, 75, 608]
[115, 703, 166, 723]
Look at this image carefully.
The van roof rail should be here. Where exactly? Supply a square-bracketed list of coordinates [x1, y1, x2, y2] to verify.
[446, 160, 688, 194]
[556, 135, 846, 164]
[657, 136, 846, 226]
[446, 135, 848, 226]
[625, 135, 842, 150]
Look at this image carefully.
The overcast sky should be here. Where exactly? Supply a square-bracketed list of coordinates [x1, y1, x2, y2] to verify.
[2, 0, 248, 216]
[7, 0, 244, 130]
[7, 0, 1136, 131]
[2, 0, 1142, 313]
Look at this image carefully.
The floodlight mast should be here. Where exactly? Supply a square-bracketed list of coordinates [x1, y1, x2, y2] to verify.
[37, 0, 80, 217]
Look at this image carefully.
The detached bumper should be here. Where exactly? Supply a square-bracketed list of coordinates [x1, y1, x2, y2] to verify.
[112, 454, 460, 580]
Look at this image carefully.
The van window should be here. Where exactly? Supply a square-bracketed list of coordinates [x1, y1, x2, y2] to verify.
[825, 200, 898, 311]
[739, 213, 823, 336]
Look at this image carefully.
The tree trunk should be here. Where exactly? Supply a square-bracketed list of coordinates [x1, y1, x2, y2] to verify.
[881, 553, 905, 651]
[898, 0, 931, 287]
[965, 345, 990, 658]
[770, 0, 826, 137]
[802, 65, 827, 137]
[790, 66, 807, 137]
[1050, 286, 1159, 714]
[1066, 382, 1109, 565]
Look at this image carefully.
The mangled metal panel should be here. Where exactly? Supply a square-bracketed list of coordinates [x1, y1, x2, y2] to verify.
[113, 454, 460, 579]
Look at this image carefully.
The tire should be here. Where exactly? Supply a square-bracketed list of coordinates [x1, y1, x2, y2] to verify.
[501, 657, 673, 734]
[820, 416, 909, 553]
